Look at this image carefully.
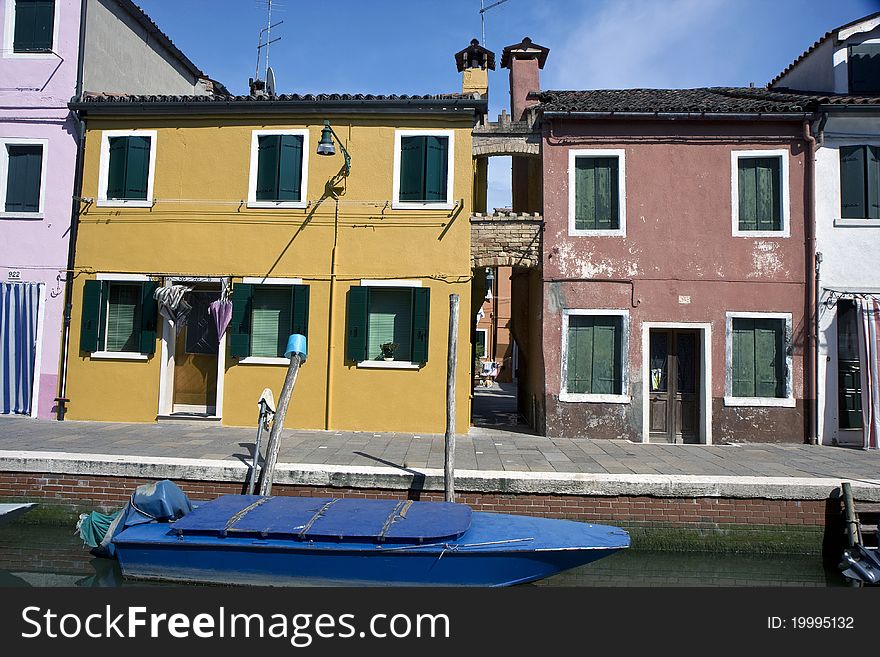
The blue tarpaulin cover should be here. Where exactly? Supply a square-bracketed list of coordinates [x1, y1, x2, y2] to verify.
[171, 495, 472, 543]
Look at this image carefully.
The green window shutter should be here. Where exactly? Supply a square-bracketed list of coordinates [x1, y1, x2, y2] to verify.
[754, 319, 784, 398]
[593, 158, 617, 230]
[868, 146, 880, 220]
[346, 286, 369, 362]
[277, 135, 303, 201]
[575, 158, 618, 230]
[229, 283, 253, 357]
[590, 316, 621, 394]
[737, 158, 757, 231]
[574, 158, 596, 230]
[5, 144, 42, 213]
[411, 287, 430, 363]
[79, 280, 103, 353]
[424, 136, 448, 201]
[139, 282, 158, 355]
[106, 137, 128, 200]
[367, 288, 413, 361]
[123, 136, 151, 200]
[256, 135, 281, 201]
[106, 283, 142, 352]
[566, 315, 622, 395]
[13, 0, 54, 52]
[739, 157, 781, 231]
[251, 286, 291, 357]
[850, 43, 880, 94]
[290, 284, 309, 338]
[399, 136, 426, 201]
[732, 318, 756, 397]
[840, 146, 867, 219]
[567, 316, 594, 394]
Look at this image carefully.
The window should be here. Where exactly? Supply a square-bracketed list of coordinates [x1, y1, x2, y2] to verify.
[568, 149, 625, 236]
[725, 313, 793, 406]
[561, 310, 628, 402]
[1, 139, 45, 216]
[837, 300, 863, 430]
[732, 151, 789, 236]
[849, 42, 880, 94]
[839, 145, 880, 219]
[11, 0, 55, 54]
[475, 328, 488, 358]
[97, 131, 157, 207]
[393, 130, 454, 209]
[346, 283, 430, 367]
[79, 278, 158, 358]
[229, 282, 309, 362]
[248, 130, 309, 208]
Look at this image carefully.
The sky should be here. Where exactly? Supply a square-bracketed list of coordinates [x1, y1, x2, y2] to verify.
[136, 0, 880, 210]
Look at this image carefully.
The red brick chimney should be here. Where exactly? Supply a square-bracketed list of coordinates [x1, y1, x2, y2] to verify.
[500, 37, 549, 121]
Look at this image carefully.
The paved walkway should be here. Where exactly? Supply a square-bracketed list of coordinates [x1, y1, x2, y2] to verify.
[1, 385, 880, 482]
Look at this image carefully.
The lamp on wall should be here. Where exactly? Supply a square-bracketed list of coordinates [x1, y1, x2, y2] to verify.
[316, 120, 351, 176]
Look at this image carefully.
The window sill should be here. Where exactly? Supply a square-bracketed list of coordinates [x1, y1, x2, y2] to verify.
[723, 396, 796, 408]
[96, 199, 154, 208]
[559, 393, 630, 404]
[568, 229, 625, 237]
[237, 356, 289, 365]
[834, 218, 880, 228]
[731, 230, 790, 238]
[391, 201, 454, 211]
[3, 52, 56, 60]
[0, 212, 43, 220]
[247, 201, 308, 210]
[357, 360, 421, 370]
[90, 351, 149, 361]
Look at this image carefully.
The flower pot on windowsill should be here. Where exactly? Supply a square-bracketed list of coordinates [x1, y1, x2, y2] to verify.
[383, 357, 394, 362]
[380, 342, 399, 362]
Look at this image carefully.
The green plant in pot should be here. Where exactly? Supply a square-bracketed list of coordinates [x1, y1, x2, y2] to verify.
[380, 342, 399, 361]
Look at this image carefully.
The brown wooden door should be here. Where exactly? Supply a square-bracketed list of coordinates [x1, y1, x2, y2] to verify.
[649, 329, 700, 444]
[172, 288, 219, 414]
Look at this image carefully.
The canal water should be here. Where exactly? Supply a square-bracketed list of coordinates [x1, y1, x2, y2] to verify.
[0, 523, 847, 587]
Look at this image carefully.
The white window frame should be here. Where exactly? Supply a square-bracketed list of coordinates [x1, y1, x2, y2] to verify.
[0, 137, 48, 219]
[357, 279, 423, 370]
[560, 308, 630, 403]
[731, 149, 790, 238]
[247, 129, 310, 209]
[475, 327, 489, 359]
[96, 130, 157, 208]
[568, 148, 627, 237]
[237, 276, 304, 365]
[89, 273, 151, 361]
[724, 311, 795, 407]
[392, 129, 455, 211]
[2, 0, 61, 59]
[831, 139, 880, 227]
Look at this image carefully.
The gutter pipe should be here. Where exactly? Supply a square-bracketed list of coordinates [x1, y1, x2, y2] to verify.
[804, 117, 818, 445]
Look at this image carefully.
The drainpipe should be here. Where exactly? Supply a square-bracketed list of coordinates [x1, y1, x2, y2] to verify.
[804, 118, 818, 445]
[55, 0, 89, 420]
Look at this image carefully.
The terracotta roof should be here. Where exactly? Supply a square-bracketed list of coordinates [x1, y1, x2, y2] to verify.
[536, 88, 813, 114]
[719, 87, 880, 108]
[76, 91, 475, 104]
[769, 11, 880, 88]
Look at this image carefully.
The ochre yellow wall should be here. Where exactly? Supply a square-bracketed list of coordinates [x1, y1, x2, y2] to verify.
[66, 113, 474, 434]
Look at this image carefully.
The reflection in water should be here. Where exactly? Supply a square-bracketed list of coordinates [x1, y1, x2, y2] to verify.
[0, 523, 848, 587]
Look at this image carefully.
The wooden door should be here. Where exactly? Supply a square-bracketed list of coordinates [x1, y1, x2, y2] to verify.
[649, 329, 700, 444]
[172, 288, 219, 414]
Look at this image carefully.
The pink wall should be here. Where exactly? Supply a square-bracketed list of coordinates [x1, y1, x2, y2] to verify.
[0, 0, 81, 417]
[540, 119, 808, 442]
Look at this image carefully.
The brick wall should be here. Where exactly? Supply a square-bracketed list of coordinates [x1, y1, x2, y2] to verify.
[471, 213, 543, 268]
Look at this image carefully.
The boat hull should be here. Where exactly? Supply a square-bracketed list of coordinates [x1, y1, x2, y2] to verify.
[114, 511, 629, 587]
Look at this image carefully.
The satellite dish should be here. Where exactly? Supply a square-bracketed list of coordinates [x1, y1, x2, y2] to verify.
[266, 67, 276, 96]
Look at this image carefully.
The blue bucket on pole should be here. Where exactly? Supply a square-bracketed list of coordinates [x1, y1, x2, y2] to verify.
[284, 334, 307, 362]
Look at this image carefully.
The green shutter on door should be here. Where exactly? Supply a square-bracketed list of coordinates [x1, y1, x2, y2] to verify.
[739, 158, 781, 231]
[79, 280, 103, 353]
[256, 135, 280, 201]
[840, 146, 867, 219]
[5, 145, 42, 213]
[229, 283, 253, 357]
[424, 136, 448, 201]
[124, 136, 151, 200]
[867, 146, 880, 220]
[290, 284, 309, 338]
[411, 287, 430, 363]
[139, 281, 158, 355]
[13, 0, 55, 52]
[278, 135, 303, 201]
[574, 158, 618, 230]
[399, 136, 426, 201]
[346, 286, 369, 362]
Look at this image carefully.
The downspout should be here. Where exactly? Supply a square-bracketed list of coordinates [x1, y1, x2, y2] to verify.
[324, 197, 340, 431]
[804, 117, 818, 445]
[55, 0, 89, 420]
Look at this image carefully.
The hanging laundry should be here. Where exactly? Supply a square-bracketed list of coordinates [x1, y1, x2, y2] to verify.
[154, 285, 193, 330]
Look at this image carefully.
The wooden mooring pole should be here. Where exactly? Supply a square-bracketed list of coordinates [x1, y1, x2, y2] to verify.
[445, 293, 459, 503]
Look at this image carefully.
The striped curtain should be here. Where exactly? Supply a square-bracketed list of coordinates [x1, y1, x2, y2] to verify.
[0, 283, 41, 415]
[856, 297, 880, 449]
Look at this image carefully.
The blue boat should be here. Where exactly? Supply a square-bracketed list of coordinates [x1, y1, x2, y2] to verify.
[101, 482, 630, 587]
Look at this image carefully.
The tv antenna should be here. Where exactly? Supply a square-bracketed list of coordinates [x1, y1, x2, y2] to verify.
[480, 0, 510, 47]
[254, 0, 283, 89]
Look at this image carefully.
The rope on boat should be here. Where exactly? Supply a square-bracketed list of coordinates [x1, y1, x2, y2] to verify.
[297, 499, 339, 539]
[224, 497, 270, 531]
[377, 500, 415, 541]
[379, 536, 535, 554]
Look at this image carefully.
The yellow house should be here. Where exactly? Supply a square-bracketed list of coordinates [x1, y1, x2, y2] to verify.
[62, 85, 486, 434]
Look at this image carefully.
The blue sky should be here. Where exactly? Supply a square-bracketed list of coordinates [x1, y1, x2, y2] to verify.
[138, 0, 879, 209]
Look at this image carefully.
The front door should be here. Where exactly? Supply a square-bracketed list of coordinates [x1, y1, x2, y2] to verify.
[649, 329, 700, 443]
[172, 287, 219, 415]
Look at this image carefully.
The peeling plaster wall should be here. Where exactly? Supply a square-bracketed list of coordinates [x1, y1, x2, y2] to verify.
[540, 119, 808, 442]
